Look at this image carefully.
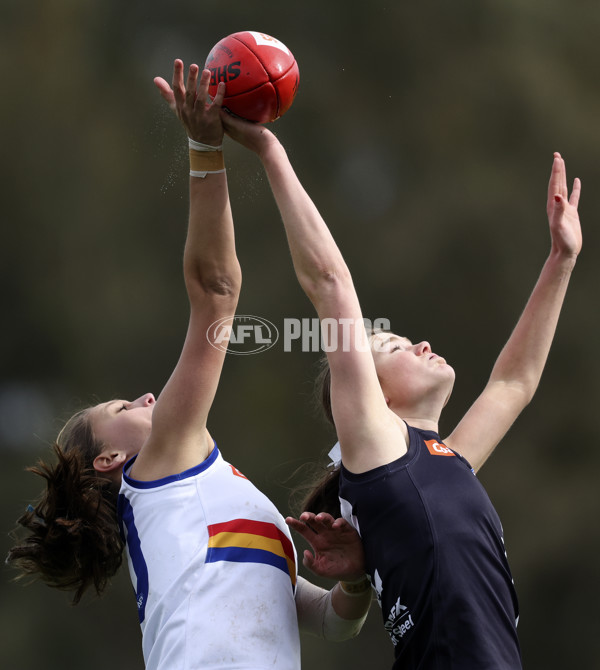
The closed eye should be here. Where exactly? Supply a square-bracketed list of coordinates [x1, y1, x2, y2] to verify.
[118, 404, 127, 412]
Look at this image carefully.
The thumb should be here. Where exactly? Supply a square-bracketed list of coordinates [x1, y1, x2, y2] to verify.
[302, 549, 316, 570]
[154, 77, 177, 112]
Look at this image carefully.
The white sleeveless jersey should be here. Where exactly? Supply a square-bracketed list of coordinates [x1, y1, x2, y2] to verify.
[117, 444, 300, 670]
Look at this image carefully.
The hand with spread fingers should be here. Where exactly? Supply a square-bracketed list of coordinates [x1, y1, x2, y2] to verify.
[155, 59, 226, 147]
[286, 512, 366, 582]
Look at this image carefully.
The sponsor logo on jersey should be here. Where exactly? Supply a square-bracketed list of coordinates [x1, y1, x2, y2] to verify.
[425, 439, 455, 457]
[385, 596, 415, 646]
[229, 464, 248, 479]
[207, 518, 296, 586]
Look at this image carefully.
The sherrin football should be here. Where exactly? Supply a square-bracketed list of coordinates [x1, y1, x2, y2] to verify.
[205, 31, 299, 123]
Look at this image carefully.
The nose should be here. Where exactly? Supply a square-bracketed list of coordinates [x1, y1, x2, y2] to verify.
[130, 393, 156, 408]
[414, 341, 431, 355]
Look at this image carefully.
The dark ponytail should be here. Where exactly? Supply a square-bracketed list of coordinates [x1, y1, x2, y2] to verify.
[292, 465, 342, 518]
[313, 324, 390, 430]
[314, 354, 334, 427]
[6, 408, 124, 604]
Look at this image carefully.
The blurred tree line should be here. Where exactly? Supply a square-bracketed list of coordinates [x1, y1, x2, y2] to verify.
[1, 0, 599, 668]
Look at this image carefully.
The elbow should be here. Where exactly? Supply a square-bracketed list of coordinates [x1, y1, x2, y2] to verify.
[301, 263, 353, 303]
[202, 274, 241, 298]
[186, 270, 242, 310]
[186, 260, 242, 299]
[488, 377, 538, 412]
[511, 375, 541, 407]
[523, 389, 538, 410]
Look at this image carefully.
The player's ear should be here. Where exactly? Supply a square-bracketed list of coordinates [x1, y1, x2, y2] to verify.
[93, 449, 127, 474]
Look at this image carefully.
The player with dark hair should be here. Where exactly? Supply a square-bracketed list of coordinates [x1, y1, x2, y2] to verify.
[222, 110, 582, 669]
[7, 60, 372, 670]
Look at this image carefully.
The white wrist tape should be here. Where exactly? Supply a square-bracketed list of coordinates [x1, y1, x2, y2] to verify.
[339, 575, 371, 596]
[188, 137, 223, 151]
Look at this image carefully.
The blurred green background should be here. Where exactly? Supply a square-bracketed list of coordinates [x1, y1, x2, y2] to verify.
[2, 0, 599, 668]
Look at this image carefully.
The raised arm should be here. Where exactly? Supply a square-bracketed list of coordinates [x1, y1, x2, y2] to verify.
[221, 116, 407, 473]
[445, 153, 582, 471]
[131, 62, 241, 480]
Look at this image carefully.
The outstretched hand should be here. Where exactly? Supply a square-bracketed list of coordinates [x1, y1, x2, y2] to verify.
[154, 59, 226, 147]
[286, 512, 366, 582]
[547, 152, 582, 258]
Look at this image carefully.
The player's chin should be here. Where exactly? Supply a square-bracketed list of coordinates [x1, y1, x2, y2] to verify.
[442, 363, 456, 381]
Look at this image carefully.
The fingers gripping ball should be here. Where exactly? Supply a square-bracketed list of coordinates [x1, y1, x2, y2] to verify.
[205, 31, 299, 123]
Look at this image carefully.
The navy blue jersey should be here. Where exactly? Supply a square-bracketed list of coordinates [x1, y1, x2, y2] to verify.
[339, 424, 521, 670]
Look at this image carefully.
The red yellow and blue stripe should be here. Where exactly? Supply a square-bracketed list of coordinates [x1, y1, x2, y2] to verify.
[207, 518, 296, 586]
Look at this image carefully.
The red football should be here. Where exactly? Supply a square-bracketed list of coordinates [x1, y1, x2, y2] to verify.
[205, 31, 299, 123]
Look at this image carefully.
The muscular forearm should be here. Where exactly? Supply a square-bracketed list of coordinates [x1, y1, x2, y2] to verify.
[489, 249, 577, 398]
[184, 173, 241, 299]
